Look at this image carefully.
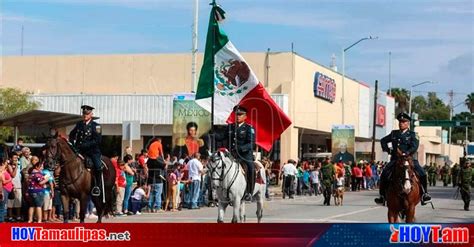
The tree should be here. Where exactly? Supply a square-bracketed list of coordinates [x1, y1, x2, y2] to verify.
[419, 92, 450, 120]
[0, 88, 39, 143]
[411, 95, 428, 116]
[389, 88, 410, 115]
[465, 93, 474, 113]
[452, 111, 473, 143]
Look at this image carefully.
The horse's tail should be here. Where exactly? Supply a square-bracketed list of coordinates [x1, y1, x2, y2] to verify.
[102, 156, 117, 216]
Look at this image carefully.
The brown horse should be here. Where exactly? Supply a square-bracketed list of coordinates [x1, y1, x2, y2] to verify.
[386, 150, 421, 223]
[44, 137, 115, 223]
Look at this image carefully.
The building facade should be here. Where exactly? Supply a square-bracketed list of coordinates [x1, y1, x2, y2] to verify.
[0, 52, 421, 162]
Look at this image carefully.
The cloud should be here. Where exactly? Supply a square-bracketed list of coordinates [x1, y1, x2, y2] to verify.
[231, 7, 346, 29]
[0, 13, 49, 23]
[444, 52, 474, 75]
[423, 4, 474, 15]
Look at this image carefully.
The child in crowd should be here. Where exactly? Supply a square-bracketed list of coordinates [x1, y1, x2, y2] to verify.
[310, 166, 321, 196]
[164, 163, 179, 212]
[42, 164, 55, 222]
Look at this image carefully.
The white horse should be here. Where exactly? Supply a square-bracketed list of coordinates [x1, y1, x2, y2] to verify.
[208, 149, 266, 223]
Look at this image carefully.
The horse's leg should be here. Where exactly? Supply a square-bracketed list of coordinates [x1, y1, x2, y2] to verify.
[239, 199, 246, 223]
[232, 197, 242, 223]
[405, 205, 416, 223]
[61, 194, 70, 223]
[217, 200, 226, 223]
[79, 195, 88, 223]
[256, 189, 263, 223]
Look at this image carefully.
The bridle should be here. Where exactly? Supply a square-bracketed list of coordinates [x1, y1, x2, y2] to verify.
[208, 151, 240, 197]
[46, 138, 62, 170]
[46, 137, 84, 188]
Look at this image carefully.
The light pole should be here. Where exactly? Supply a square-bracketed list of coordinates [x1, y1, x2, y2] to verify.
[408, 81, 435, 117]
[341, 36, 378, 124]
[449, 101, 466, 163]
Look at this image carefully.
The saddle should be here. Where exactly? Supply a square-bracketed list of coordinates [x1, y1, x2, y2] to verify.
[240, 163, 264, 185]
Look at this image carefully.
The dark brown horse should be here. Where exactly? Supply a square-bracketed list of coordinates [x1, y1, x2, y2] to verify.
[386, 150, 421, 223]
[44, 137, 115, 223]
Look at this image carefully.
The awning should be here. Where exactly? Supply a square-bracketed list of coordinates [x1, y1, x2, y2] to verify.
[0, 110, 98, 128]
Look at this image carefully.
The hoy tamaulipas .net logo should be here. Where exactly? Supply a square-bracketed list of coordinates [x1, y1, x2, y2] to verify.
[11, 226, 131, 242]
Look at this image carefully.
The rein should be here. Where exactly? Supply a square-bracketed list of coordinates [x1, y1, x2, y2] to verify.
[50, 139, 86, 189]
[209, 153, 241, 199]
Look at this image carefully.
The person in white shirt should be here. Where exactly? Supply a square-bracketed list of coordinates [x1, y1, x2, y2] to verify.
[280, 159, 297, 199]
[310, 167, 321, 196]
[187, 153, 203, 209]
[130, 183, 148, 215]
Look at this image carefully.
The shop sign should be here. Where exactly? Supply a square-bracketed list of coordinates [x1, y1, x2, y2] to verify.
[313, 72, 336, 102]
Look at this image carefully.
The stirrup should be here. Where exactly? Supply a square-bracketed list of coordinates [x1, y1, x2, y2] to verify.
[244, 193, 252, 201]
[374, 197, 385, 206]
[91, 186, 101, 197]
[421, 194, 431, 206]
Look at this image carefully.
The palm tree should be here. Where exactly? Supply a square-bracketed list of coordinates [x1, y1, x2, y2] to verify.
[389, 88, 410, 114]
[465, 93, 474, 113]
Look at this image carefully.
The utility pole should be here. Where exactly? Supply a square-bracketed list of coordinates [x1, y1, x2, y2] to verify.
[264, 48, 270, 87]
[21, 25, 24, 56]
[448, 89, 454, 163]
[388, 51, 391, 96]
[191, 0, 199, 92]
[371, 80, 378, 162]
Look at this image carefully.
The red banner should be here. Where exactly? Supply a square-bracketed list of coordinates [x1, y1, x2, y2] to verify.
[376, 104, 386, 126]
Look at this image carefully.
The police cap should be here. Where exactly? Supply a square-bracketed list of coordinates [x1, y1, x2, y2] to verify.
[396, 112, 411, 122]
[233, 105, 247, 115]
[81, 105, 95, 115]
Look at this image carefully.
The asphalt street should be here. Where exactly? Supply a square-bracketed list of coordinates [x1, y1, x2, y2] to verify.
[91, 184, 473, 223]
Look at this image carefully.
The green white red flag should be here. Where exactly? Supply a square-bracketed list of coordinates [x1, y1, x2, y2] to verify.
[196, 3, 292, 151]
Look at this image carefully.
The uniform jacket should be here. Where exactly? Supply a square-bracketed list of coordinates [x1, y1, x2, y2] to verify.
[381, 129, 419, 160]
[216, 122, 255, 160]
[69, 120, 102, 154]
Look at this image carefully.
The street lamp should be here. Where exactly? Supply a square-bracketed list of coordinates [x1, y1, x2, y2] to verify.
[408, 81, 435, 117]
[341, 36, 378, 124]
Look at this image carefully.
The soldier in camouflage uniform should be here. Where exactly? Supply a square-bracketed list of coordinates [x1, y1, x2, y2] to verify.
[428, 163, 437, 187]
[457, 160, 472, 211]
[321, 161, 335, 206]
[441, 163, 450, 187]
[451, 163, 460, 188]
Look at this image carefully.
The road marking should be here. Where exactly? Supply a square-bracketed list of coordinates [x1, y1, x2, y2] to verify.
[320, 206, 382, 221]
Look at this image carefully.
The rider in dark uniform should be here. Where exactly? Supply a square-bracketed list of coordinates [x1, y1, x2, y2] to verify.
[69, 105, 102, 196]
[375, 112, 431, 205]
[215, 106, 255, 201]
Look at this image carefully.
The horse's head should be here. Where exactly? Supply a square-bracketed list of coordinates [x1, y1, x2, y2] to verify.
[208, 149, 233, 188]
[44, 135, 69, 171]
[395, 148, 413, 169]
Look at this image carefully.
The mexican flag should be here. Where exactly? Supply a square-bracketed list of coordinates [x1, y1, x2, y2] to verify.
[196, 3, 292, 151]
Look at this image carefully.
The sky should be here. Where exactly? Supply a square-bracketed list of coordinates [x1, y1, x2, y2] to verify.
[1, 0, 473, 113]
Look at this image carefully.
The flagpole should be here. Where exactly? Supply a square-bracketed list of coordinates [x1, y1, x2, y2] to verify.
[210, 0, 216, 152]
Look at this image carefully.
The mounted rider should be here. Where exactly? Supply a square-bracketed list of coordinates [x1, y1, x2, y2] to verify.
[215, 105, 255, 202]
[375, 112, 432, 205]
[69, 105, 103, 196]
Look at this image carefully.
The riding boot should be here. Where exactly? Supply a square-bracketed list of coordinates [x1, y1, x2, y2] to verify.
[374, 178, 386, 205]
[244, 170, 255, 202]
[91, 170, 102, 197]
[419, 175, 431, 205]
